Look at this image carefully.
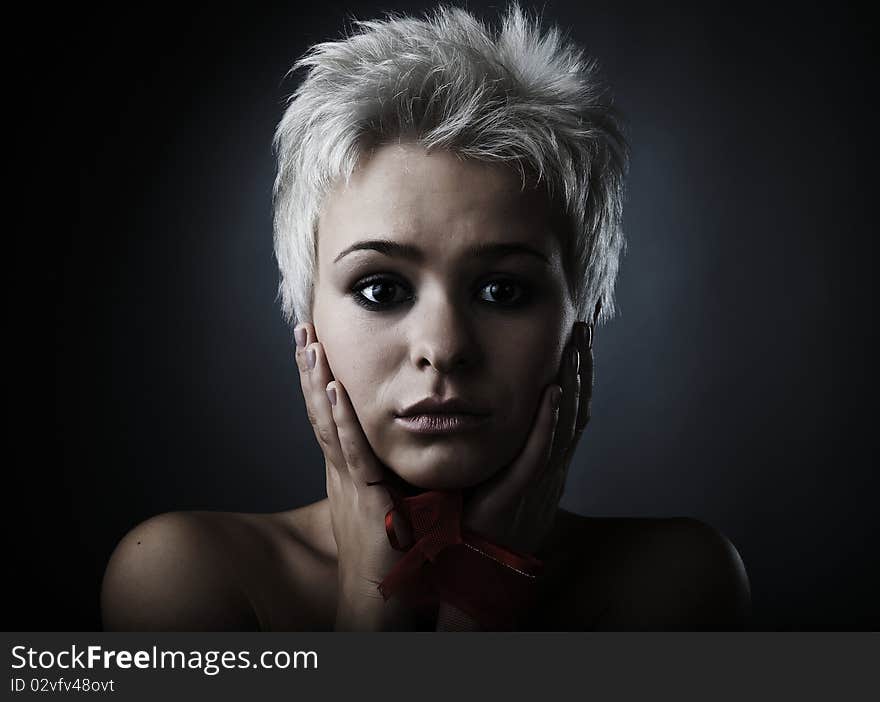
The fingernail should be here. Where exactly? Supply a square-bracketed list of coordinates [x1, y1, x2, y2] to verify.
[551, 387, 562, 410]
[294, 326, 306, 349]
[326, 385, 337, 406]
[307, 347, 316, 370]
[570, 347, 580, 373]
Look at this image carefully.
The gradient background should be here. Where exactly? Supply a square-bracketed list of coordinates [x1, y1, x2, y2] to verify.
[18, 0, 875, 630]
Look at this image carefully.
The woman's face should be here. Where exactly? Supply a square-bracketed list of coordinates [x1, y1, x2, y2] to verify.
[312, 143, 576, 489]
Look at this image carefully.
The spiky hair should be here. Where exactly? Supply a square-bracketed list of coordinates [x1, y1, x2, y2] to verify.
[272, 2, 629, 326]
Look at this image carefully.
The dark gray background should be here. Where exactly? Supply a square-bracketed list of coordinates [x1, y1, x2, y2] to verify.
[17, 0, 875, 629]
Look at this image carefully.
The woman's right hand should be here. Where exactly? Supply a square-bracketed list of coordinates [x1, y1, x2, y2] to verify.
[294, 323, 415, 630]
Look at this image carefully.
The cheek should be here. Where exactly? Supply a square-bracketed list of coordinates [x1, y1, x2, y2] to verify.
[315, 294, 394, 409]
[491, 319, 563, 398]
[324, 336, 401, 451]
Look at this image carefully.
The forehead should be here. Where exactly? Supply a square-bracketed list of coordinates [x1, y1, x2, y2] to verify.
[317, 143, 561, 262]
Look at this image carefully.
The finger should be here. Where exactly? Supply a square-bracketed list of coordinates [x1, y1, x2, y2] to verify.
[326, 379, 385, 488]
[296, 325, 344, 481]
[325, 456, 344, 500]
[582, 296, 599, 428]
[488, 384, 561, 505]
[293, 322, 315, 375]
[574, 321, 593, 432]
[565, 321, 595, 464]
[294, 326, 346, 471]
[548, 342, 580, 469]
[293, 323, 316, 418]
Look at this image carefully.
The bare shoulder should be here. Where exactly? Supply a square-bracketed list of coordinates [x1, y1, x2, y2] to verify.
[543, 511, 752, 630]
[101, 506, 337, 631]
[101, 511, 262, 631]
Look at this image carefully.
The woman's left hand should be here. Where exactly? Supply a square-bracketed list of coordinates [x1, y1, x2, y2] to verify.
[462, 319, 594, 555]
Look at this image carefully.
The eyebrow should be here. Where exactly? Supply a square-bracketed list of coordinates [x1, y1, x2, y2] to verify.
[333, 239, 551, 265]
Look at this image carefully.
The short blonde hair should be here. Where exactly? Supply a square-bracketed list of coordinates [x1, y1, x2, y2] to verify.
[272, 2, 629, 326]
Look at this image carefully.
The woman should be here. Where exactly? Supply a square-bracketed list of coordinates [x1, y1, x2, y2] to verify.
[101, 3, 751, 631]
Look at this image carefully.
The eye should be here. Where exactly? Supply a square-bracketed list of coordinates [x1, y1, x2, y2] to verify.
[478, 279, 528, 306]
[351, 275, 413, 310]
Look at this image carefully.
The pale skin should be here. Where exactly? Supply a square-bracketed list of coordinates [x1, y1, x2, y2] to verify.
[100, 144, 752, 632]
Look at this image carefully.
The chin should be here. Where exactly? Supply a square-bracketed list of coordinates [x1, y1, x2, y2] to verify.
[386, 444, 502, 491]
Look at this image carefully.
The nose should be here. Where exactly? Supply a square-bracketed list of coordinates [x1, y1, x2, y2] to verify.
[408, 288, 479, 375]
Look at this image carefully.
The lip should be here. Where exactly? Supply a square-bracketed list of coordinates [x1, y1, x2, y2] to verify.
[395, 413, 490, 435]
[397, 396, 488, 416]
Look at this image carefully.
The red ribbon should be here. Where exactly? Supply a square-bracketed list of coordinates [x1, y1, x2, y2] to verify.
[369, 481, 543, 630]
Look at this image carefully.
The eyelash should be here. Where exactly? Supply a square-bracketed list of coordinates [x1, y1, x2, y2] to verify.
[349, 274, 533, 312]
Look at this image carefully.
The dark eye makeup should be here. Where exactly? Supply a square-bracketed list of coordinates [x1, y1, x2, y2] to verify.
[348, 273, 533, 312]
[352, 274, 413, 309]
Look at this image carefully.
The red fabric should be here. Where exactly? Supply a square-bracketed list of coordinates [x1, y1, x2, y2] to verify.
[368, 481, 543, 630]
